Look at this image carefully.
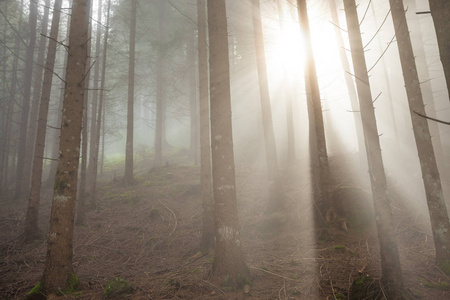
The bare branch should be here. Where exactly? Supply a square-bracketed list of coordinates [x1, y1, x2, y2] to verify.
[414, 111, 450, 125]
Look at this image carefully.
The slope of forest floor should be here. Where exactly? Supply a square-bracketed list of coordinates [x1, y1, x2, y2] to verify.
[1, 150, 450, 299]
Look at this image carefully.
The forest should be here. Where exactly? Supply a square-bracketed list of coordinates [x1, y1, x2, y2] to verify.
[1, 0, 450, 299]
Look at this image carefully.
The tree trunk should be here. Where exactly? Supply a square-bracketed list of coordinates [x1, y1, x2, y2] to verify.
[91, 0, 111, 206]
[14, 0, 39, 200]
[275, 0, 296, 162]
[188, 30, 198, 165]
[154, 0, 166, 168]
[328, 0, 366, 169]
[24, 0, 63, 239]
[296, 0, 332, 219]
[207, 0, 249, 287]
[87, 0, 102, 192]
[344, 0, 404, 297]
[42, 0, 89, 294]
[389, 0, 450, 268]
[23, 0, 51, 196]
[76, 0, 93, 226]
[197, 0, 214, 253]
[125, 0, 137, 183]
[251, 0, 284, 212]
[428, 0, 450, 100]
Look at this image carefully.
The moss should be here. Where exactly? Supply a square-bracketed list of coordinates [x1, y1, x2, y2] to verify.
[27, 281, 44, 299]
[438, 260, 450, 275]
[423, 280, 450, 291]
[333, 245, 346, 252]
[349, 274, 382, 300]
[103, 277, 134, 299]
[63, 273, 80, 294]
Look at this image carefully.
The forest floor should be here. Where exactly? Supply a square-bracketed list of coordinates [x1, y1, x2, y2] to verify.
[1, 149, 450, 299]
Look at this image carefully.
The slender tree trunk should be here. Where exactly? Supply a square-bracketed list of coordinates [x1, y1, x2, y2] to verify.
[125, 0, 137, 183]
[207, 0, 249, 287]
[91, 0, 111, 205]
[297, 0, 332, 219]
[344, 0, 404, 297]
[389, 0, 450, 268]
[275, 0, 295, 161]
[154, 0, 166, 168]
[14, 0, 39, 200]
[24, 0, 63, 240]
[428, 0, 450, 100]
[251, 0, 284, 212]
[42, 0, 89, 294]
[76, 0, 93, 225]
[328, 0, 366, 168]
[188, 31, 198, 165]
[197, 0, 214, 253]
[2, 0, 24, 191]
[405, 0, 448, 197]
[23, 0, 51, 196]
[87, 0, 102, 191]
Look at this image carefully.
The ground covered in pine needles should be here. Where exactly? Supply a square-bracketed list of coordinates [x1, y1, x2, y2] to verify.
[1, 151, 450, 299]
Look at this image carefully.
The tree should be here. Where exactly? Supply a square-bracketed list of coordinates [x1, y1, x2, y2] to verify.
[42, 0, 89, 294]
[251, 0, 284, 212]
[124, 0, 137, 183]
[207, 0, 249, 287]
[296, 0, 332, 219]
[428, 0, 450, 100]
[24, 0, 63, 239]
[91, 0, 111, 205]
[275, 0, 295, 162]
[197, 0, 214, 253]
[87, 0, 102, 192]
[153, 0, 166, 168]
[389, 0, 450, 269]
[344, 0, 404, 297]
[14, 0, 39, 200]
[328, 0, 366, 168]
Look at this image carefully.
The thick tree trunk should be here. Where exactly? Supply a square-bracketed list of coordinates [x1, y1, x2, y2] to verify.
[42, 0, 89, 294]
[344, 0, 404, 297]
[297, 0, 332, 218]
[389, 0, 450, 267]
[24, 0, 63, 239]
[428, 0, 450, 100]
[207, 0, 249, 287]
[197, 0, 214, 253]
[14, 0, 39, 200]
[251, 0, 284, 212]
[125, 0, 137, 183]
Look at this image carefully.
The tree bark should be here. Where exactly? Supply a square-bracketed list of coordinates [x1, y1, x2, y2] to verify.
[42, 0, 89, 294]
[125, 0, 137, 183]
[24, 0, 63, 239]
[197, 0, 214, 253]
[344, 0, 404, 297]
[389, 0, 450, 267]
[207, 0, 249, 287]
[428, 0, 450, 100]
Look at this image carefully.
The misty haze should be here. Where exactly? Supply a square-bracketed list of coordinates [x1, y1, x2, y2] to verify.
[1, 0, 450, 299]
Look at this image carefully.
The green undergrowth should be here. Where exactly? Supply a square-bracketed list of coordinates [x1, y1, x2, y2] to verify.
[104, 277, 135, 299]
